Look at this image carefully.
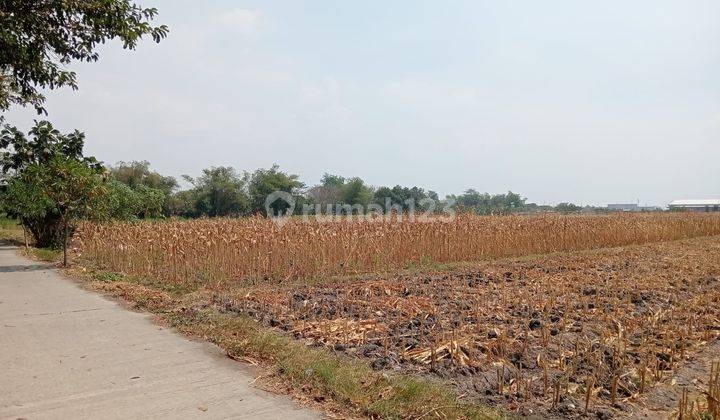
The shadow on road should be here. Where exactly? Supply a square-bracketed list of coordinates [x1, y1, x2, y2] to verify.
[0, 264, 53, 273]
[0, 242, 54, 272]
[0, 240, 24, 248]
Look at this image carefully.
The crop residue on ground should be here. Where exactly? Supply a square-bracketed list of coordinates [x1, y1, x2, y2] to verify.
[224, 237, 720, 417]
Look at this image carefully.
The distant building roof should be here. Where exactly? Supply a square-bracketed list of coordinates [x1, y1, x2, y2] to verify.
[607, 203, 638, 210]
[669, 199, 720, 207]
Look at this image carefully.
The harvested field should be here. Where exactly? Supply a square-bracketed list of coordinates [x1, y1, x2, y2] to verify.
[219, 236, 720, 417]
[73, 214, 720, 417]
[76, 213, 720, 284]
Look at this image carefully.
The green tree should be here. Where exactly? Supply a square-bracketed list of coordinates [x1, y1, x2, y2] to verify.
[134, 185, 164, 218]
[1, 171, 53, 247]
[247, 165, 304, 216]
[91, 180, 164, 221]
[0, 1, 168, 113]
[307, 173, 345, 213]
[455, 189, 486, 213]
[374, 185, 437, 213]
[109, 161, 176, 215]
[0, 121, 101, 173]
[94, 180, 140, 221]
[186, 167, 249, 217]
[3, 157, 105, 264]
[555, 202, 582, 214]
[503, 191, 526, 212]
[320, 173, 345, 188]
[339, 177, 373, 208]
[165, 189, 197, 218]
[109, 161, 177, 196]
[454, 190, 526, 215]
[0, 121, 104, 248]
[373, 186, 396, 211]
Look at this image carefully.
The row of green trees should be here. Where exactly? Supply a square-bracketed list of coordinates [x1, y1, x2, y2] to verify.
[165, 166, 304, 218]
[104, 164, 539, 219]
[103, 160, 584, 219]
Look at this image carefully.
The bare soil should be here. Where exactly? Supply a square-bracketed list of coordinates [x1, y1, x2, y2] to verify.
[623, 338, 720, 418]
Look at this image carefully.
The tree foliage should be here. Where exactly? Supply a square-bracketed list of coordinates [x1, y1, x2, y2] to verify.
[2, 156, 105, 251]
[247, 165, 304, 216]
[0, 121, 105, 248]
[339, 177, 374, 207]
[109, 161, 177, 196]
[108, 160, 176, 215]
[94, 179, 138, 221]
[555, 202, 583, 214]
[186, 166, 249, 217]
[165, 189, 197, 219]
[0, 0, 168, 113]
[374, 185, 438, 212]
[0, 120, 100, 174]
[93, 180, 164, 221]
[451, 190, 526, 215]
[307, 173, 344, 211]
[320, 173, 345, 188]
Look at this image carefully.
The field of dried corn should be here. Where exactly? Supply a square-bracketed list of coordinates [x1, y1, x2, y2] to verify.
[74, 213, 720, 417]
[75, 213, 720, 284]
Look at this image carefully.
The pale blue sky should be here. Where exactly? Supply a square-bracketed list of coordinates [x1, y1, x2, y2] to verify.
[4, 0, 719, 206]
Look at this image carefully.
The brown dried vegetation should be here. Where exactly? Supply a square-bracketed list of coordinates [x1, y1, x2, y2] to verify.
[230, 237, 720, 416]
[74, 213, 720, 417]
[76, 213, 720, 284]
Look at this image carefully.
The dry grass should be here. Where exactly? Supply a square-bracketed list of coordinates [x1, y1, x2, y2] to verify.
[74, 213, 720, 285]
[0, 217, 23, 243]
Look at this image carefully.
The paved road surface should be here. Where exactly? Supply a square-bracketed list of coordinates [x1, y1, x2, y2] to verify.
[0, 244, 320, 419]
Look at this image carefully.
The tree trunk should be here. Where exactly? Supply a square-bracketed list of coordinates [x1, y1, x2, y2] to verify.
[63, 217, 69, 267]
[21, 222, 28, 249]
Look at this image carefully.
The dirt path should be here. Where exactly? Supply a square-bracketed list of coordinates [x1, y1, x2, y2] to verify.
[0, 244, 320, 419]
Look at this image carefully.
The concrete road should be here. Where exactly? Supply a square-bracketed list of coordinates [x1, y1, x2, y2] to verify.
[0, 244, 320, 420]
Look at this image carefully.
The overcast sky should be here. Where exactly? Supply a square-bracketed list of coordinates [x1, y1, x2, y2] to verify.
[3, 0, 719, 206]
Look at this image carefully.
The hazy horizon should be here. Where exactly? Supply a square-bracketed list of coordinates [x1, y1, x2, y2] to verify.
[2, 0, 718, 207]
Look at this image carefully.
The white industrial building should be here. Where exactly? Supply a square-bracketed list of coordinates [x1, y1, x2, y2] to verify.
[607, 203, 662, 212]
[668, 199, 720, 212]
[607, 203, 639, 211]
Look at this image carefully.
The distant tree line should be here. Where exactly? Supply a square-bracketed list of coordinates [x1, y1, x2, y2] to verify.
[100, 163, 591, 219]
[0, 121, 582, 231]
